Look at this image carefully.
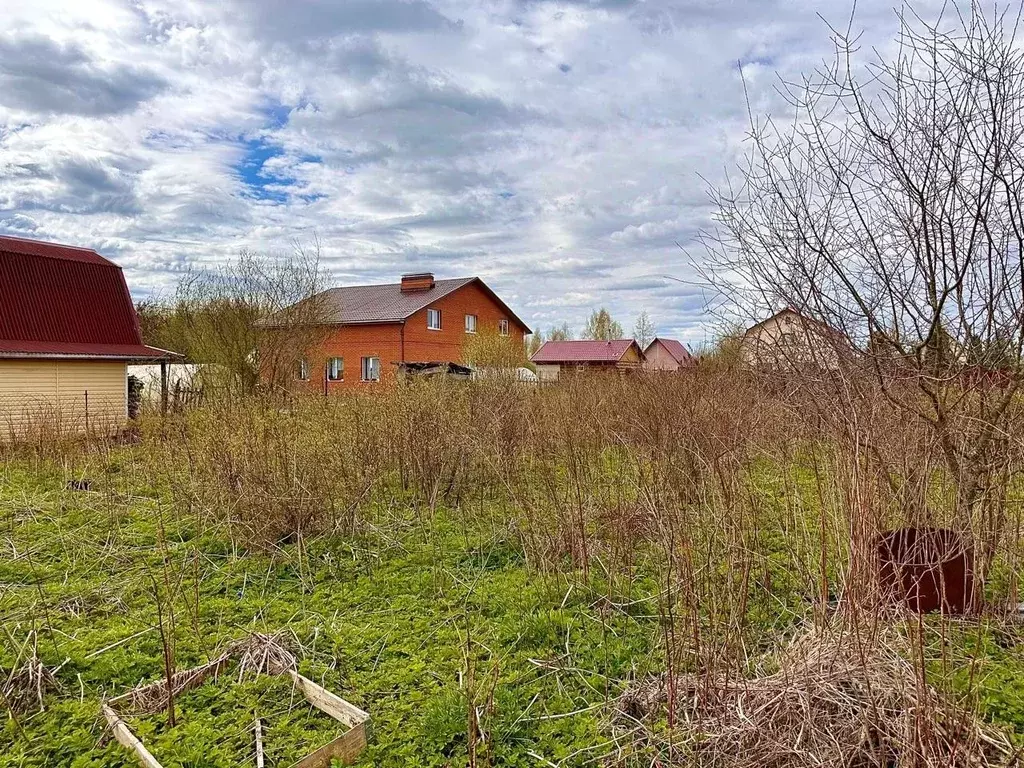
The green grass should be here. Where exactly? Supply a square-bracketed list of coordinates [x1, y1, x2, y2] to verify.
[5, 447, 1024, 766]
[0, 459, 662, 767]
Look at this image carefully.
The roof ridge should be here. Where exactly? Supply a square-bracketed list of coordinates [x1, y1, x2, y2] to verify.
[0, 235, 117, 267]
[322, 275, 474, 292]
[0, 233, 99, 253]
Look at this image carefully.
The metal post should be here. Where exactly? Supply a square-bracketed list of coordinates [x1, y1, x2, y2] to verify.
[160, 361, 169, 416]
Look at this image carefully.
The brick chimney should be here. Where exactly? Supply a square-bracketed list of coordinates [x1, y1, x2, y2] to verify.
[401, 272, 435, 293]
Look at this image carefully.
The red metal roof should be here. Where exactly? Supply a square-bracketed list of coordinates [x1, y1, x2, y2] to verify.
[0, 235, 176, 361]
[531, 339, 640, 364]
[646, 337, 694, 366]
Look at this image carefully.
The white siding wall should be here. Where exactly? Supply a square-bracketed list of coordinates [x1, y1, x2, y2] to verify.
[535, 364, 561, 383]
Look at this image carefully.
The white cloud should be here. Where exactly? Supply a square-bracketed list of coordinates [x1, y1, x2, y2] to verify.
[0, 0, 963, 341]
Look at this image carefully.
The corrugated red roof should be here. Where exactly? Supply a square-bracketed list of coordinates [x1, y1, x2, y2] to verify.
[647, 338, 694, 365]
[0, 235, 176, 361]
[531, 339, 639, 364]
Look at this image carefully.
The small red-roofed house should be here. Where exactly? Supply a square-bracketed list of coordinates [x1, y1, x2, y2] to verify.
[643, 338, 695, 372]
[0, 235, 178, 437]
[530, 339, 645, 382]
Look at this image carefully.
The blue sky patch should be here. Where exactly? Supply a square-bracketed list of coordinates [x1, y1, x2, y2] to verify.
[234, 102, 315, 203]
[237, 136, 291, 202]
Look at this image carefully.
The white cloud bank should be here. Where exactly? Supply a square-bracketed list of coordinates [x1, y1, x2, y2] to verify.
[0, 0, 954, 343]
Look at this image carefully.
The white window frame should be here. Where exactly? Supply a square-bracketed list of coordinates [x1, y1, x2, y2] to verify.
[499, 318, 509, 336]
[427, 308, 442, 330]
[465, 313, 477, 334]
[297, 358, 310, 381]
[326, 357, 344, 382]
[361, 356, 380, 382]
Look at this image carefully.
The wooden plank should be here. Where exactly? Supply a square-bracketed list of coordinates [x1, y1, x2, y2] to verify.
[110, 656, 230, 709]
[104, 663, 369, 768]
[288, 671, 369, 728]
[288, 723, 368, 768]
[102, 703, 165, 768]
[255, 718, 265, 768]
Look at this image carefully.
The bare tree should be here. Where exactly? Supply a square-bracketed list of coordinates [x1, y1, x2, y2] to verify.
[583, 308, 624, 340]
[548, 322, 573, 341]
[174, 240, 331, 396]
[633, 311, 656, 348]
[526, 330, 545, 359]
[705, 3, 1024, 524]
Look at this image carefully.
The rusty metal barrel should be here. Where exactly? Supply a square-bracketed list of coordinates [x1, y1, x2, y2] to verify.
[876, 527, 978, 614]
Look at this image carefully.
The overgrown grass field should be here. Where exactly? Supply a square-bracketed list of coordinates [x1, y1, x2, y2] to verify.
[3, 373, 1024, 766]
[0, 461, 667, 766]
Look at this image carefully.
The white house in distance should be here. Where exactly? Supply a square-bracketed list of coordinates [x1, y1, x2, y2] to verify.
[0, 236, 178, 437]
[738, 308, 844, 369]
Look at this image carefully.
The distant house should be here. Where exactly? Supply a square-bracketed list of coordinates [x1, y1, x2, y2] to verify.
[269, 272, 530, 390]
[739, 308, 844, 369]
[530, 339, 645, 382]
[0, 236, 178, 436]
[643, 338, 695, 372]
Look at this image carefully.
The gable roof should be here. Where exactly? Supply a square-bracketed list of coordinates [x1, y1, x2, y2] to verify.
[531, 339, 642, 364]
[742, 307, 843, 339]
[645, 337, 693, 365]
[269, 276, 531, 332]
[0, 235, 177, 361]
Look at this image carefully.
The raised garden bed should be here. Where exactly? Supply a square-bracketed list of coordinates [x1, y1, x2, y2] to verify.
[102, 639, 370, 768]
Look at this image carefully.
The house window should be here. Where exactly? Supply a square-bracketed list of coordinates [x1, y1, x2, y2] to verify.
[326, 357, 344, 381]
[296, 358, 309, 381]
[361, 356, 380, 382]
[427, 308, 442, 330]
[499, 318, 509, 336]
[465, 314, 477, 333]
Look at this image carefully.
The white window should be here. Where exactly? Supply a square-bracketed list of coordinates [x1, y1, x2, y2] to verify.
[427, 308, 442, 330]
[499, 318, 509, 336]
[361, 356, 380, 382]
[465, 314, 477, 333]
[327, 357, 343, 381]
[296, 358, 309, 381]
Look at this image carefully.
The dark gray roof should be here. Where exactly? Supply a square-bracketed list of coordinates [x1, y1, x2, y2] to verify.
[265, 276, 530, 332]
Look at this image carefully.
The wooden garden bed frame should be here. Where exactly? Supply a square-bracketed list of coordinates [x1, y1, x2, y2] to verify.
[102, 658, 370, 768]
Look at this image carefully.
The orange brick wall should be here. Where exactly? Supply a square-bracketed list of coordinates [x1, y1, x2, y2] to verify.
[403, 281, 525, 361]
[292, 281, 527, 392]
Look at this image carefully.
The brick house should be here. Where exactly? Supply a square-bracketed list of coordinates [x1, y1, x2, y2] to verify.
[530, 339, 645, 383]
[643, 338, 695, 372]
[280, 273, 530, 390]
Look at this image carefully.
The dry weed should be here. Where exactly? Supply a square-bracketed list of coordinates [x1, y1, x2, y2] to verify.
[618, 623, 1016, 767]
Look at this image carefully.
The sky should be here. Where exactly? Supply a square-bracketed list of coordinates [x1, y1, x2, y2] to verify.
[0, 0, 955, 344]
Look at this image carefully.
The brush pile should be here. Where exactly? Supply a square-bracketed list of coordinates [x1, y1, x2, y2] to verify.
[2, 651, 60, 714]
[225, 630, 298, 680]
[617, 625, 1016, 767]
